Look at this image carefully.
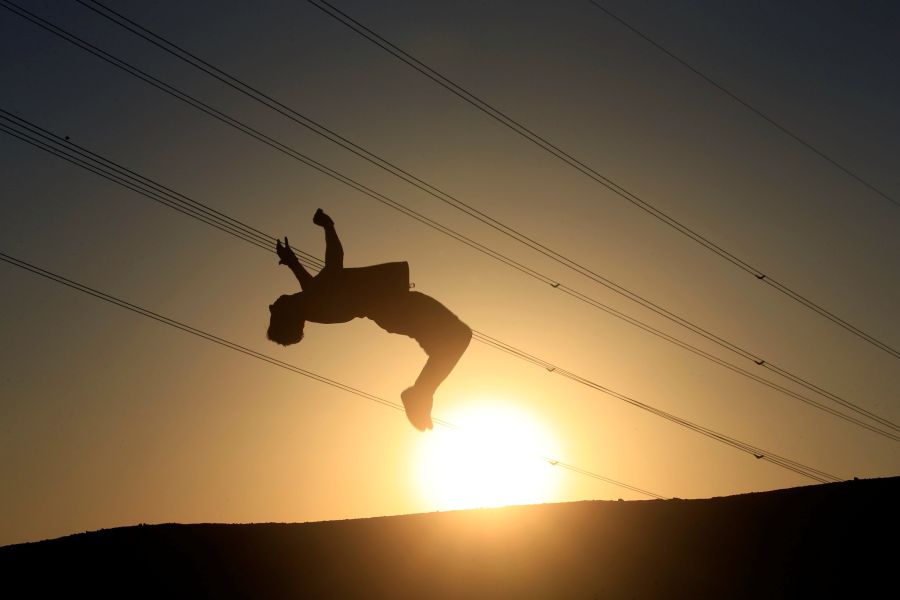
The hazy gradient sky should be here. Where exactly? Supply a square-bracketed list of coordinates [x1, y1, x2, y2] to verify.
[2, 0, 898, 547]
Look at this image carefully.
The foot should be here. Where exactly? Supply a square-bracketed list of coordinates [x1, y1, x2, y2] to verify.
[313, 208, 333, 227]
[401, 386, 434, 431]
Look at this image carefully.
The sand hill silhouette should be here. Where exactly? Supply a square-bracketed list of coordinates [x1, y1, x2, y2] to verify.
[1, 477, 894, 598]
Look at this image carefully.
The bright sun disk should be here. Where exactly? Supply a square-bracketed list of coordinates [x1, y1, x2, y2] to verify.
[416, 400, 561, 511]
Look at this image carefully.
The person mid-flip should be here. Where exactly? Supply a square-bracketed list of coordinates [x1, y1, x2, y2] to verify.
[267, 208, 472, 431]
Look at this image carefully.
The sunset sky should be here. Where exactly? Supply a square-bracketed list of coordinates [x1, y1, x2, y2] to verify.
[2, 0, 898, 547]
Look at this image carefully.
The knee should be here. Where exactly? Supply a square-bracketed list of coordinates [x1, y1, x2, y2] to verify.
[459, 322, 472, 344]
[450, 322, 472, 354]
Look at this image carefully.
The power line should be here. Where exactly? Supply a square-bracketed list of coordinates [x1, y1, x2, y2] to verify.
[472, 329, 899, 448]
[4, 119, 896, 447]
[0, 250, 669, 499]
[0, 110, 324, 271]
[0, 249, 840, 486]
[0, 119, 860, 483]
[0, 16, 895, 439]
[585, 0, 900, 210]
[0, 1, 556, 283]
[472, 329, 845, 482]
[5, 4, 897, 438]
[63, 0, 900, 431]
[0, 121, 321, 276]
[303, 0, 899, 360]
[12, 2, 891, 435]
[73, 0, 637, 295]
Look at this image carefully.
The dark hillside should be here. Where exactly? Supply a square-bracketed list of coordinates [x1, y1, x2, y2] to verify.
[1, 477, 895, 599]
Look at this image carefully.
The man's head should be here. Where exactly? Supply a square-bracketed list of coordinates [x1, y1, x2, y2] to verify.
[267, 293, 305, 346]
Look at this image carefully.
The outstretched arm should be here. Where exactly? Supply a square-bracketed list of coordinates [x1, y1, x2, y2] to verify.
[314, 209, 343, 270]
[276, 237, 314, 290]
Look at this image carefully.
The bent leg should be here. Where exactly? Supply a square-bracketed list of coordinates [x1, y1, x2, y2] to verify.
[402, 320, 471, 431]
[413, 322, 472, 396]
[367, 290, 471, 431]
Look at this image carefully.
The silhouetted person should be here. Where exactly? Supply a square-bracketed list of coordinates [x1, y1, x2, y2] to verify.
[268, 209, 471, 431]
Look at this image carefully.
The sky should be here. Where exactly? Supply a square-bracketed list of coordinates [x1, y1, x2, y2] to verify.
[1, 0, 898, 547]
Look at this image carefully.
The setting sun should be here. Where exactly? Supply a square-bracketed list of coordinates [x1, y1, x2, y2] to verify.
[415, 400, 563, 511]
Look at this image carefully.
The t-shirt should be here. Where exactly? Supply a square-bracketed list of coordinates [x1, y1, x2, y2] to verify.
[367, 290, 469, 356]
[301, 261, 410, 324]
[301, 261, 470, 355]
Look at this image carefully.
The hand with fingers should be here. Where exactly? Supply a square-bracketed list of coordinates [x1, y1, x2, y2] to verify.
[276, 236, 299, 266]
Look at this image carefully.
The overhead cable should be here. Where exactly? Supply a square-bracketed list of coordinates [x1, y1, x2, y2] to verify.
[0, 250, 669, 499]
[303, 0, 899, 360]
[0, 120, 860, 483]
[585, 0, 899, 210]
[6, 1, 891, 434]
[1, 79, 895, 439]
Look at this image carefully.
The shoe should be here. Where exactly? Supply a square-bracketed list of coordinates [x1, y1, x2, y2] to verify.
[401, 386, 434, 431]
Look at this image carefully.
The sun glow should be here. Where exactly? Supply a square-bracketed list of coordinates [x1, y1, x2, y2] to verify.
[416, 400, 562, 510]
